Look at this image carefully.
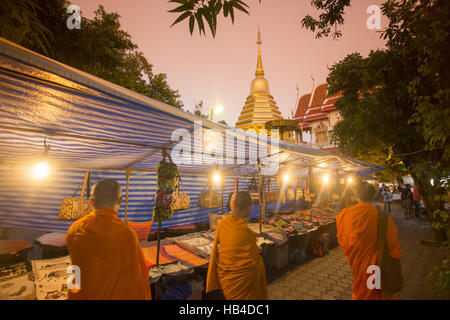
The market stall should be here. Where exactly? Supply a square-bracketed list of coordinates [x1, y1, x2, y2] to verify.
[0, 37, 385, 300]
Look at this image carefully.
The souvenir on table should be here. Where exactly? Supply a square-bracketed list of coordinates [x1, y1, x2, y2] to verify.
[31, 256, 72, 300]
[163, 244, 209, 267]
[248, 177, 259, 204]
[172, 176, 190, 211]
[0, 262, 35, 300]
[58, 171, 93, 220]
[127, 221, 153, 242]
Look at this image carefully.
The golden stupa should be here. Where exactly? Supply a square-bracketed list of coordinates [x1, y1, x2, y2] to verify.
[235, 27, 283, 131]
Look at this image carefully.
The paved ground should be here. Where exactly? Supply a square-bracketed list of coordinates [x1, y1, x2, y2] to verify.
[267, 202, 449, 300]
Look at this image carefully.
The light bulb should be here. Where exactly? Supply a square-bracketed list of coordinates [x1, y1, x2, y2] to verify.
[323, 175, 329, 184]
[347, 177, 353, 184]
[213, 172, 221, 184]
[283, 174, 289, 183]
[33, 162, 50, 179]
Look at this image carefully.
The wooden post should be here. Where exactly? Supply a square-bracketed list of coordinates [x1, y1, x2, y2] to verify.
[258, 161, 262, 236]
[156, 221, 161, 267]
[125, 168, 131, 223]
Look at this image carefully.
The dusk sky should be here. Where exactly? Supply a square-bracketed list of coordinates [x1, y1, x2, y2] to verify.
[76, 0, 387, 125]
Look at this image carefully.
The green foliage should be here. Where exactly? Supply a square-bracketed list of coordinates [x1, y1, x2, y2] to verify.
[1, 0, 184, 109]
[0, 0, 53, 55]
[301, 0, 350, 39]
[169, 0, 255, 37]
[193, 100, 209, 119]
[428, 258, 450, 298]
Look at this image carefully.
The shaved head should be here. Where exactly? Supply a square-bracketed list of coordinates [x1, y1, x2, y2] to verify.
[232, 191, 253, 218]
[91, 179, 122, 210]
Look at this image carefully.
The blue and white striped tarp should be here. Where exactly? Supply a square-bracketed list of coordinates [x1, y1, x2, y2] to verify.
[0, 38, 383, 232]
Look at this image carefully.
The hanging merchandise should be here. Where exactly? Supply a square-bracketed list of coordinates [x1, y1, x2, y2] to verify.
[58, 171, 93, 220]
[287, 187, 296, 201]
[265, 177, 277, 203]
[198, 179, 222, 209]
[157, 153, 180, 190]
[248, 177, 259, 204]
[296, 186, 304, 199]
[172, 175, 190, 211]
[153, 151, 179, 223]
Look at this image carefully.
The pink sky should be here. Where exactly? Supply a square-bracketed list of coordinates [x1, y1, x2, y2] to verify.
[75, 0, 387, 125]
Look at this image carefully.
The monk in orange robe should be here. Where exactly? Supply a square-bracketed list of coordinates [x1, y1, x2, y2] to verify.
[336, 182, 402, 300]
[206, 191, 268, 300]
[66, 179, 151, 300]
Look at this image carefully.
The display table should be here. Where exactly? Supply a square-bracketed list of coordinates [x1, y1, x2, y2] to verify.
[35, 232, 68, 259]
[0, 240, 32, 265]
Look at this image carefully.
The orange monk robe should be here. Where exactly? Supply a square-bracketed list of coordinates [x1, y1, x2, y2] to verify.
[206, 215, 268, 300]
[336, 202, 402, 300]
[66, 208, 151, 300]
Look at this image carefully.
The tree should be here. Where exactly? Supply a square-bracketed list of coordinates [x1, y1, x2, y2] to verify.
[0, 0, 184, 109]
[193, 100, 209, 119]
[328, 0, 449, 244]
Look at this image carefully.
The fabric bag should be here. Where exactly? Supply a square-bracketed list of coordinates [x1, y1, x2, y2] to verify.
[248, 178, 259, 204]
[157, 152, 179, 190]
[265, 178, 277, 203]
[172, 175, 190, 211]
[155, 190, 174, 208]
[198, 186, 222, 209]
[377, 210, 404, 295]
[152, 206, 174, 223]
[58, 171, 93, 220]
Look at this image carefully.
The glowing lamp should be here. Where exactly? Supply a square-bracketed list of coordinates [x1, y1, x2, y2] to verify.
[283, 173, 290, 183]
[347, 177, 353, 184]
[323, 175, 329, 184]
[212, 172, 221, 184]
[32, 162, 50, 179]
[214, 105, 224, 115]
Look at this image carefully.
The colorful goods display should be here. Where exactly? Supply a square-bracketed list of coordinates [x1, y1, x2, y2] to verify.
[153, 152, 179, 222]
[142, 246, 177, 269]
[58, 171, 93, 220]
[127, 221, 153, 242]
[31, 256, 72, 300]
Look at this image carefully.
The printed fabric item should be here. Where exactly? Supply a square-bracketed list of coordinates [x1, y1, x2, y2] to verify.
[58, 171, 92, 220]
[127, 221, 153, 242]
[152, 206, 174, 223]
[142, 246, 177, 269]
[155, 190, 174, 208]
[163, 244, 209, 267]
[31, 256, 72, 300]
[35, 232, 67, 247]
[157, 156, 179, 190]
[0, 262, 35, 300]
[172, 189, 190, 211]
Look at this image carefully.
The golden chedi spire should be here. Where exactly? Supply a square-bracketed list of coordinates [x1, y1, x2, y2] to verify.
[236, 26, 283, 131]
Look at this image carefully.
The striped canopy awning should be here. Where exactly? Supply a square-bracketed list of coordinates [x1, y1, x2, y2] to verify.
[0, 38, 384, 232]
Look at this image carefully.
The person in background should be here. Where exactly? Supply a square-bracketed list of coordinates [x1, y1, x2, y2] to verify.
[206, 191, 268, 300]
[413, 185, 422, 219]
[404, 185, 414, 219]
[336, 182, 402, 300]
[382, 186, 393, 213]
[66, 179, 151, 300]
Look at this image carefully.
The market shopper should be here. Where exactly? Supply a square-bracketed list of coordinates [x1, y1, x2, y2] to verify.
[404, 185, 414, 219]
[382, 186, 393, 213]
[66, 179, 151, 300]
[336, 182, 402, 300]
[413, 185, 422, 219]
[206, 191, 268, 300]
